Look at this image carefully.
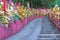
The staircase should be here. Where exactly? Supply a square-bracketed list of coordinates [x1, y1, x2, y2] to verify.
[37, 15, 60, 40]
[37, 34, 60, 40]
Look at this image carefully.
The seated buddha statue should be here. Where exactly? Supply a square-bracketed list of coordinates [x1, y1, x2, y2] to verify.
[0, 2, 4, 23]
[17, 6, 26, 20]
[22, 7, 28, 17]
[6, 4, 14, 21]
[27, 8, 31, 17]
[53, 4, 60, 20]
[0, 2, 4, 15]
[16, 6, 23, 20]
[31, 8, 35, 15]
[13, 9, 19, 20]
[49, 8, 54, 18]
[0, 2, 9, 27]
[2, 16, 9, 28]
[6, 4, 14, 16]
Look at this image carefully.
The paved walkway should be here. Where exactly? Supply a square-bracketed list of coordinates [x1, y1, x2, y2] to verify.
[7, 15, 60, 40]
[38, 15, 60, 40]
[40, 15, 60, 34]
[7, 18, 43, 40]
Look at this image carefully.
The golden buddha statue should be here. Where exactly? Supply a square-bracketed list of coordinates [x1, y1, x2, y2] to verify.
[0, 2, 4, 22]
[0, 2, 4, 15]
[49, 8, 54, 17]
[16, 6, 24, 20]
[2, 16, 9, 28]
[53, 4, 60, 20]
[17, 6, 27, 20]
[0, 2, 9, 27]
[40, 11, 45, 16]
[31, 8, 35, 16]
[0, 2, 4, 9]
[27, 8, 31, 16]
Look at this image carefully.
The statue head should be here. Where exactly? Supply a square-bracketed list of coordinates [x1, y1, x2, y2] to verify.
[0, 2, 4, 10]
[0, 2, 4, 6]
[53, 4, 59, 11]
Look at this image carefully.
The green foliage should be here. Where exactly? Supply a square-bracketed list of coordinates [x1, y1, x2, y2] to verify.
[12, 0, 57, 8]
[33, 0, 57, 8]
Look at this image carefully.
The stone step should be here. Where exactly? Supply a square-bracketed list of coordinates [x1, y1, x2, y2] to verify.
[37, 34, 60, 40]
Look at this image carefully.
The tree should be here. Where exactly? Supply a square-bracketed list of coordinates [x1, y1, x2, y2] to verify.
[33, 0, 57, 8]
[12, 0, 57, 8]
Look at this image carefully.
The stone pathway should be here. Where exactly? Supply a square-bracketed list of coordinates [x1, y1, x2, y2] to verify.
[7, 15, 60, 40]
[7, 18, 43, 40]
[37, 15, 60, 40]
